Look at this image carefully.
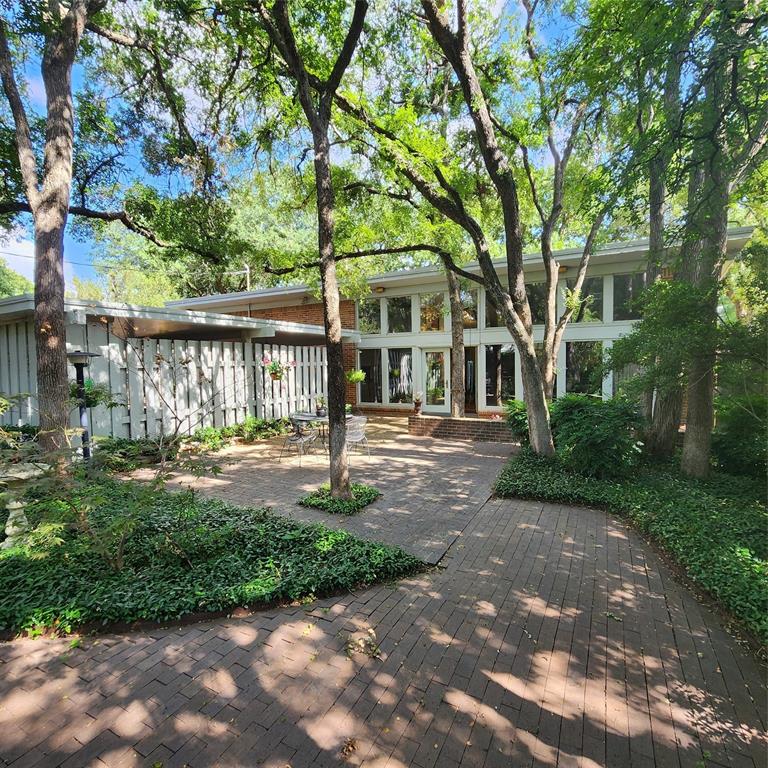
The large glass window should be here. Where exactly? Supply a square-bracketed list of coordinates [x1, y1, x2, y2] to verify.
[358, 299, 381, 334]
[485, 295, 504, 328]
[388, 348, 413, 403]
[420, 292, 444, 332]
[567, 276, 603, 322]
[613, 272, 647, 320]
[387, 296, 412, 334]
[526, 282, 548, 324]
[358, 349, 382, 403]
[461, 288, 478, 329]
[566, 341, 603, 395]
[485, 344, 515, 406]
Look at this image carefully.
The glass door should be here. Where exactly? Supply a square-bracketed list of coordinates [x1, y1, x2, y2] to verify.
[423, 349, 450, 413]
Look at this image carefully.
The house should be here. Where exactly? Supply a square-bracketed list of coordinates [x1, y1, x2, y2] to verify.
[167, 226, 754, 418]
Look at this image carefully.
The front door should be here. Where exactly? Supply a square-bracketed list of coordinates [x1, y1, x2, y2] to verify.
[423, 349, 450, 413]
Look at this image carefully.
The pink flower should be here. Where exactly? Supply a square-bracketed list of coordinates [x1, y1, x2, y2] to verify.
[261, 356, 271, 365]
[290, 360, 297, 367]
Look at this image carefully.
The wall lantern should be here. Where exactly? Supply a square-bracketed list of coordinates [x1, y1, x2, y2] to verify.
[66, 350, 101, 460]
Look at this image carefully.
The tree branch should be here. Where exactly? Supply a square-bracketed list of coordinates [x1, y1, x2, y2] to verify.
[0, 200, 223, 261]
[264, 243, 486, 286]
[324, 1, 368, 100]
[0, 21, 40, 211]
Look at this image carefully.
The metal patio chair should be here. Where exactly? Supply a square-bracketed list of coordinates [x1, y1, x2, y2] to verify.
[279, 418, 319, 466]
[345, 415, 370, 457]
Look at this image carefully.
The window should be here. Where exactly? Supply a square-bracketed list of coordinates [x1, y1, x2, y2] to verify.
[526, 283, 548, 324]
[358, 349, 382, 403]
[420, 292, 444, 332]
[388, 348, 413, 403]
[358, 299, 381, 334]
[485, 344, 515, 406]
[461, 288, 478, 329]
[567, 276, 603, 322]
[485, 295, 504, 328]
[387, 296, 412, 334]
[613, 272, 647, 320]
[566, 341, 603, 395]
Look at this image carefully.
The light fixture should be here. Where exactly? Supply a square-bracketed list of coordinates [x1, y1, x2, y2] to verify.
[66, 350, 101, 460]
[374, 286, 385, 293]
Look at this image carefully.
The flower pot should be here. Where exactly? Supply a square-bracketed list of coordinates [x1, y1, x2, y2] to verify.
[316, 408, 327, 417]
[414, 401, 423, 415]
[270, 372, 282, 381]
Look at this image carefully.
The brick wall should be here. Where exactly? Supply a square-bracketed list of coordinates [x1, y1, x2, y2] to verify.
[247, 299, 356, 329]
[221, 299, 359, 405]
[408, 414, 516, 443]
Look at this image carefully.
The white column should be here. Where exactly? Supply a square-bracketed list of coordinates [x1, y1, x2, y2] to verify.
[556, 341, 567, 398]
[478, 343, 487, 409]
[602, 340, 613, 400]
[603, 274, 613, 323]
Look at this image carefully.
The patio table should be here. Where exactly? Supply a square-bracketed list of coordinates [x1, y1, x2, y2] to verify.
[289, 412, 352, 452]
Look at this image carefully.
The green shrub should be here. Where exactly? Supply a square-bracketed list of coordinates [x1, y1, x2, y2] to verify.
[187, 418, 290, 452]
[93, 436, 179, 472]
[503, 399, 529, 444]
[299, 483, 381, 515]
[549, 394, 643, 478]
[495, 451, 768, 641]
[712, 394, 767, 478]
[0, 479, 419, 636]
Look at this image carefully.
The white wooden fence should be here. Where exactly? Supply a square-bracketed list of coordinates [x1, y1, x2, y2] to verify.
[0, 319, 327, 438]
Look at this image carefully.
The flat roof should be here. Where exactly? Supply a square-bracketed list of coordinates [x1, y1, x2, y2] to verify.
[0, 295, 360, 343]
[168, 226, 755, 311]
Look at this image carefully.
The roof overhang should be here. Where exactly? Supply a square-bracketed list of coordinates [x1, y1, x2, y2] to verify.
[0, 296, 360, 344]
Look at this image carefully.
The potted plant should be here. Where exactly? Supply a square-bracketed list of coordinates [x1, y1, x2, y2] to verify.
[414, 391, 423, 416]
[345, 369, 366, 384]
[261, 355, 296, 381]
[315, 396, 327, 417]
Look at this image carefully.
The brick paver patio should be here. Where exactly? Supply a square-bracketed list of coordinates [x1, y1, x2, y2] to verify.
[160, 417, 511, 564]
[1, 429, 765, 767]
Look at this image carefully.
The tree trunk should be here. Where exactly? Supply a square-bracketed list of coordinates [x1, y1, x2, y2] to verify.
[313, 127, 351, 498]
[0, 7, 89, 455]
[519, 340, 555, 455]
[645, 389, 682, 457]
[34, 30, 83, 454]
[33, 214, 70, 453]
[445, 265, 465, 418]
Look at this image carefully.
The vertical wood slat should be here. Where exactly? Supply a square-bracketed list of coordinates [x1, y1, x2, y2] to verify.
[142, 338, 162, 438]
[254, 342, 264, 419]
[125, 339, 146, 439]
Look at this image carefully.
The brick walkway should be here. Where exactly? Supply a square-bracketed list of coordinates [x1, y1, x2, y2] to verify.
[1, 439, 766, 767]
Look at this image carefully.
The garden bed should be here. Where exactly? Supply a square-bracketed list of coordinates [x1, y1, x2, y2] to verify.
[495, 451, 768, 642]
[299, 483, 381, 515]
[0, 479, 420, 638]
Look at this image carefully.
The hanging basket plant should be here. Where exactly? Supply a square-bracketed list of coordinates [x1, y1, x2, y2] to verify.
[345, 369, 366, 384]
[261, 356, 296, 382]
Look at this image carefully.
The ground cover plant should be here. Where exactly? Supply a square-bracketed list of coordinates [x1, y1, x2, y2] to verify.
[299, 483, 381, 515]
[186, 417, 291, 452]
[495, 451, 768, 641]
[0, 478, 419, 637]
[92, 436, 179, 472]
